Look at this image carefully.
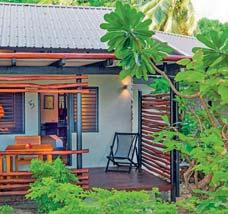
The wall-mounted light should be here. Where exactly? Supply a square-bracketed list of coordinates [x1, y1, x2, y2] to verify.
[120, 77, 132, 98]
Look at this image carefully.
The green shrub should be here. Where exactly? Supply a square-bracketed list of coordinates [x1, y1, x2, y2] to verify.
[0, 206, 13, 214]
[178, 186, 228, 214]
[27, 177, 84, 213]
[27, 159, 178, 214]
[26, 158, 78, 213]
[29, 158, 76, 183]
[49, 188, 178, 214]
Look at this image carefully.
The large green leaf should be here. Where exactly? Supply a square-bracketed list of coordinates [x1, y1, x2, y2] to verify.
[194, 29, 228, 69]
[100, 1, 172, 80]
[175, 71, 205, 82]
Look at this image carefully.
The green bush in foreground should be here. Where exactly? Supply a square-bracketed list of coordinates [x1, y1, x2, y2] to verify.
[26, 159, 178, 214]
[28, 178, 178, 214]
[0, 206, 13, 214]
[50, 187, 178, 214]
[26, 158, 78, 213]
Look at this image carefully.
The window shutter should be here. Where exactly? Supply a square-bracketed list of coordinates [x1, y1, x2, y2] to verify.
[0, 93, 24, 134]
[74, 87, 98, 132]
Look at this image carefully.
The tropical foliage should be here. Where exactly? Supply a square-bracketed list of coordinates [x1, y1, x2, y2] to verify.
[141, 0, 196, 35]
[195, 18, 228, 35]
[0, 206, 13, 214]
[26, 158, 77, 213]
[27, 159, 178, 214]
[101, 1, 228, 213]
[100, 1, 172, 80]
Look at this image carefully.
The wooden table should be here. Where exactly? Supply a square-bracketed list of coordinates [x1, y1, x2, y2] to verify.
[5, 144, 53, 173]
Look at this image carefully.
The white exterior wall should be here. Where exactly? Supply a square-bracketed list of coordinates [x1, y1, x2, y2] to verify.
[0, 75, 132, 168]
[72, 75, 132, 168]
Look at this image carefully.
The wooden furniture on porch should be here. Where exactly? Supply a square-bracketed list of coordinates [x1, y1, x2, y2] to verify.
[15, 135, 42, 171]
[15, 135, 41, 145]
[106, 133, 139, 173]
[6, 144, 53, 173]
[0, 149, 89, 196]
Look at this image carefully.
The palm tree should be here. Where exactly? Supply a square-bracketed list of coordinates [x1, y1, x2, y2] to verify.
[141, 0, 196, 35]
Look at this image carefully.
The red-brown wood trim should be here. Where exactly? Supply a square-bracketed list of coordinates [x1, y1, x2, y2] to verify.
[0, 149, 89, 156]
[0, 82, 88, 89]
[0, 75, 88, 81]
[0, 53, 191, 61]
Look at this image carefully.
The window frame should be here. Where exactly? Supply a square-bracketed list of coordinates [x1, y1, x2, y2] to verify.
[0, 93, 25, 135]
[74, 87, 99, 133]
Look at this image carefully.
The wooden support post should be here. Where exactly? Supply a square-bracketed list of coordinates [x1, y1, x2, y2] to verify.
[76, 78, 82, 169]
[47, 154, 53, 163]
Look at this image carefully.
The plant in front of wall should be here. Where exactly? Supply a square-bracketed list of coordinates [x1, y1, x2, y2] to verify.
[29, 158, 76, 183]
[26, 158, 78, 213]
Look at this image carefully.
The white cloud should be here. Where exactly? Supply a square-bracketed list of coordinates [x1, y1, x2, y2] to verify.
[192, 0, 228, 22]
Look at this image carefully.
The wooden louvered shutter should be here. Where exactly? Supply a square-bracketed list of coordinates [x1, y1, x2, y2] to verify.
[74, 87, 98, 132]
[0, 93, 25, 134]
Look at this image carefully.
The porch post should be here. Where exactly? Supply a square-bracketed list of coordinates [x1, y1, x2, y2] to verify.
[137, 90, 142, 170]
[76, 78, 82, 169]
[165, 63, 180, 201]
[67, 93, 74, 165]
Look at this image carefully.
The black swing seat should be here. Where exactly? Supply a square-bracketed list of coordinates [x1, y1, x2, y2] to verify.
[105, 132, 139, 173]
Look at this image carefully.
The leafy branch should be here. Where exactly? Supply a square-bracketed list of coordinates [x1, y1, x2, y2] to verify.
[101, 2, 228, 212]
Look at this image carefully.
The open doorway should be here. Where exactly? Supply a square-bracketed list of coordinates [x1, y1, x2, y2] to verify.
[39, 93, 68, 151]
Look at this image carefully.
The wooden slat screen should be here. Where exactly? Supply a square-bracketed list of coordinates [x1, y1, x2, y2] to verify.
[0, 93, 24, 134]
[0, 75, 89, 94]
[141, 93, 171, 181]
[73, 87, 98, 132]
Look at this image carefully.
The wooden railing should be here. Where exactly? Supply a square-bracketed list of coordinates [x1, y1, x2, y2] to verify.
[0, 149, 89, 196]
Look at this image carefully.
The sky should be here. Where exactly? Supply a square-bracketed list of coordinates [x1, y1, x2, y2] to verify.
[192, 0, 228, 23]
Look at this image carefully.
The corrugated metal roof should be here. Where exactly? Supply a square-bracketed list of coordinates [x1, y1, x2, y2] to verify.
[153, 31, 205, 56]
[0, 3, 204, 55]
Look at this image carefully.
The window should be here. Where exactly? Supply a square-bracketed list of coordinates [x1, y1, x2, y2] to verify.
[0, 93, 25, 134]
[73, 87, 98, 132]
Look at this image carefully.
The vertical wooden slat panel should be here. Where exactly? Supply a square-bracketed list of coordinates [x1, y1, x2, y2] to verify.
[141, 93, 171, 182]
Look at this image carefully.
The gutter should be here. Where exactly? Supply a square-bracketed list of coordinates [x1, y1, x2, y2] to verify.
[0, 52, 192, 61]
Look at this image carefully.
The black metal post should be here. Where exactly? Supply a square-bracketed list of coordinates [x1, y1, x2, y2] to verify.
[138, 90, 142, 171]
[170, 81, 180, 201]
[174, 82, 180, 197]
[165, 63, 180, 201]
[67, 93, 74, 165]
[76, 78, 82, 169]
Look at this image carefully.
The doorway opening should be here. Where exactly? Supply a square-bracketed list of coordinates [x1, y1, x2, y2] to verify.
[40, 93, 68, 151]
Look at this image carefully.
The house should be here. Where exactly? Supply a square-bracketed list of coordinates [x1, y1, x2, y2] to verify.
[0, 3, 203, 200]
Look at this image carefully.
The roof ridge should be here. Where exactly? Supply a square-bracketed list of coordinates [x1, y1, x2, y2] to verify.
[0, 2, 113, 11]
[154, 30, 196, 40]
